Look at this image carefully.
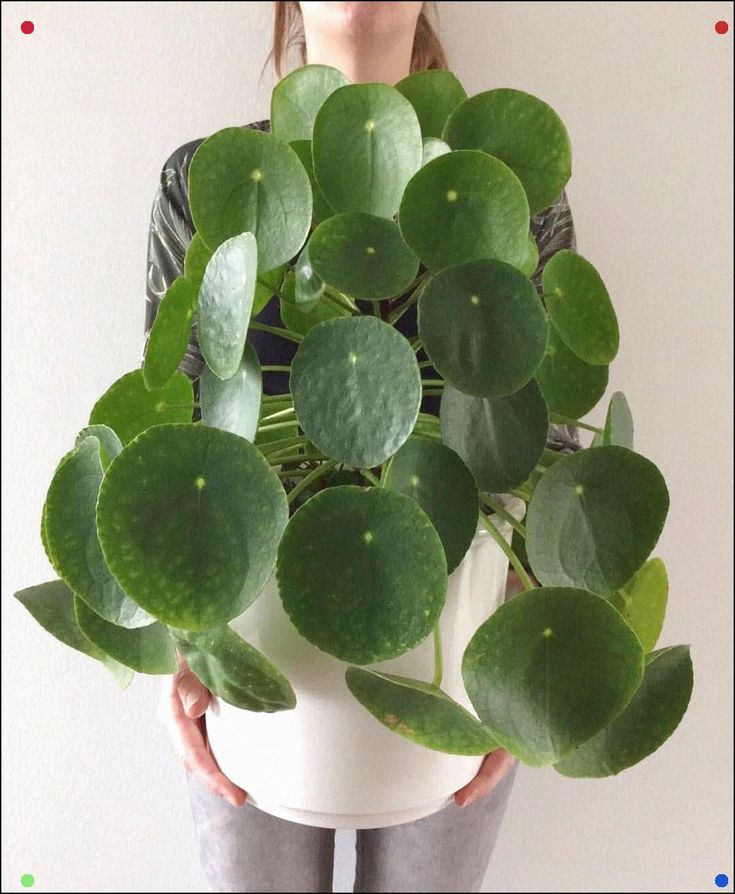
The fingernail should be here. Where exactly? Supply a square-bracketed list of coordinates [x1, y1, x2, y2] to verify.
[183, 692, 197, 714]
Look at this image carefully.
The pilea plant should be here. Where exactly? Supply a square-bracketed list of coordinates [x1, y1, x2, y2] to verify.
[16, 65, 693, 778]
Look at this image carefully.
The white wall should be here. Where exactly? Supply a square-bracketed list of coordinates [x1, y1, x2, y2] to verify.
[2, 2, 732, 892]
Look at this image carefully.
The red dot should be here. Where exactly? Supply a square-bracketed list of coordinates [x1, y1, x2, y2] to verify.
[715, 20, 729, 34]
[20, 20, 34, 34]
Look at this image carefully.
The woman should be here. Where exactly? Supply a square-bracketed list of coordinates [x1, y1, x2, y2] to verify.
[145, 3, 579, 891]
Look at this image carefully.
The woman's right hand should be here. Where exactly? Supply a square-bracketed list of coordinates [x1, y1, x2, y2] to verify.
[161, 658, 247, 807]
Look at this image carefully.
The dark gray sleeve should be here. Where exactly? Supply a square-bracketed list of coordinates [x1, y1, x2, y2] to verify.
[530, 189, 582, 455]
[142, 140, 205, 386]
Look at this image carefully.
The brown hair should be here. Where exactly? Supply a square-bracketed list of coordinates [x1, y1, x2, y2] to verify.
[269, 2, 447, 79]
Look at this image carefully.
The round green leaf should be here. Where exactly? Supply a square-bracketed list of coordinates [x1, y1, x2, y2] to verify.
[271, 63, 349, 143]
[174, 626, 296, 712]
[610, 558, 668, 653]
[74, 424, 122, 470]
[383, 438, 478, 572]
[525, 446, 669, 595]
[443, 88, 572, 215]
[345, 667, 497, 755]
[74, 596, 177, 675]
[15, 579, 134, 688]
[534, 323, 609, 418]
[399, 149, 529, 271]
[143, 276, 197, 390]
[518, 231, 539, 277]
[89, 368, 194, 445]
[97, 424, 288, 631]
[593, 391, 634, 449]
[290, 316, 421, 468]
[555, 645, 692, 777]
[421, 137, 451, 166]
[312, 83, 422, 218]
[45, 437, 153, 629]
[189, 126, 312, 271]
[462, 587, 645, 766]
[198, 231, 258, 380]
[418, 259, 547, 397]
[309, 213, 419, 301]
[277, 486, 447, 664]
[200, 341, 262, 441]
[440, 381, 549, 493]
[288, 140, 335, 224]
[542, 250, 619, 365]
[184, 233, 212, 300]
[395, 70, 468, 138]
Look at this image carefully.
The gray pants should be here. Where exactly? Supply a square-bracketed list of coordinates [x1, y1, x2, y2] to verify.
[187, 761, 518, 893]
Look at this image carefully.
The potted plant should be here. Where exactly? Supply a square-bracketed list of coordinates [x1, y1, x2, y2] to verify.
[16, 65, 693, 830]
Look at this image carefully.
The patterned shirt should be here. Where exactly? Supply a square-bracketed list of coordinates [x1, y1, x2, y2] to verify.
[144, 119, 580, 454]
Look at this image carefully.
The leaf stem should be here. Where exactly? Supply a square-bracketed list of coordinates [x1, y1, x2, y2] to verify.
[360, 468, 382, 487]
[432, 624, 443, 688]
[260, 406, 296, 423]
[250, 322, 303, 343]
[478, 512, 535, 592]
[482, 494, 526, 537]
[287, 460, 338, 504]
[261, 365, 292, 373]
[421, 379, 445, 388]
[258, 420, 300, 433]
[549, 412, 602, 434]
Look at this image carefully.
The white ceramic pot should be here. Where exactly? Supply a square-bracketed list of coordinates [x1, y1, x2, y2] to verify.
[206, 497, 525, 830]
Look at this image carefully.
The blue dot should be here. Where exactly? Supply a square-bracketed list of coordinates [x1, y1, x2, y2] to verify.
[715, 874, 729, 889]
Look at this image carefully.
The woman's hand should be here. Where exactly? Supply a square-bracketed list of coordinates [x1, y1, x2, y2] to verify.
[160, 658, 247, 808]
[453, 748, 517, 808]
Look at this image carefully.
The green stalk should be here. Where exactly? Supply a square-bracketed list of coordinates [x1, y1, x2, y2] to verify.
[360, 469, 382, 487]
[269, 451, 328, 466]
[260, 435, 307, 456]
[287, 460, 338, 504]
[421, 379, 445, 388]
[387, 290, 419, 326]
[250, 322, 303, 344]
[260, 406, 295, 423]
[432, 624, 443, 688]
[478, 512, 535, 592]
[549, 412, 602, 434]
[258, 419, 300, 434]
[261, 365, 292, 373]
[323, 289, 359, 316]
[482, 494, 526, 537]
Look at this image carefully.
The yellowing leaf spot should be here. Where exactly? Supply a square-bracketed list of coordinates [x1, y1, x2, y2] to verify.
[446, 189, 458, 202]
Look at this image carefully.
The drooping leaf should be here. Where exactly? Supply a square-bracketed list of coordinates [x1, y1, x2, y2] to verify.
[555, 645, 693, 777]
[200, 341, 262, 441]
[443, 88, 572, 215]
[525, 446, 669, 595]
[346, 667, 497, 755]
[97, 424, 288, 630]
[462, 587, 644, 766]
[382, 438, 478, 572]
[189, 126, 312, 271]
[418, 259, 547, 397]
[143, 276, 197, 390]
[312, 82, 422, 218]
[44, 436, 153, 628]
[440, 381, 549, 492]
[174, 626, 296, 712]
[399, 149, 529, 271]
[74, 424, 122, 470]
[277, 486, 447, 664]
[290, 316, 421, 468]
[198, 232, 258, 380]
[89, 369, 194, 445]
[75, 596, 177, 675]
[610, 558, 668, 652]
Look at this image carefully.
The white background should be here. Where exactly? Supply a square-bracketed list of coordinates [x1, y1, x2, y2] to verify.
[2, 2, 733, 891]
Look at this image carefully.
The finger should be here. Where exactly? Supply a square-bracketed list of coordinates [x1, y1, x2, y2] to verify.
[454, 749, 517, 807]
[175, 670, 211, 719]
[184, 741, 248, 808]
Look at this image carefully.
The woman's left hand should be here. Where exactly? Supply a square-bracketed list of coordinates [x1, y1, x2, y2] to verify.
[454, 748, 517, 807]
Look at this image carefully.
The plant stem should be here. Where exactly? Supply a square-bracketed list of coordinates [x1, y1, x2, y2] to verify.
[269, 451, 328, 466]
[388, 290, 419, 326]
[411, 337, 423, 353]
[360, 469, 382, 487]
[323, 289, 359, 315]
[549, 412, 602, 434]
[256, 278, 284, 300]
[258, 419, 300, 434]
[250, 322, 303, 344]
[261, 365, 292, 373]
[421, 379, 445, 388]
[432, 624, 443, 688]
[417, 412, 440, 425]
[287, 460, 338, 504]
[260, 393, 292, 403]
[418, 360, 434, 368]
[482, 494, 526, 537]
[276, 467, 313, 478]
[260, 406, 296, 423]
[260, 435, 307, 456]
[478, 512, 535, 592]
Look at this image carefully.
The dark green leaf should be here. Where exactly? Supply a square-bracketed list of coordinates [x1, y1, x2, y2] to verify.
[143, 276, 197, 390]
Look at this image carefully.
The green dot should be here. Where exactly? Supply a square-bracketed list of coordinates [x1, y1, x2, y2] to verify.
[446, 189, 458, 202]
[469, 294, 480, 305]
[348, 351, 358, 365]
[155, 400, 166, 412]
[250, 168, 262, 181]
[195, 476, 206, 490]
[365, 119, 375, 132]
[575, 484, 584, 495]
[365, 246, 376, 255]
[542, 627, 553, 638]
[410, 474, 420, 486]
[363, 531, 374, 544]
[546, 344, 557, 356]
[20, 876, 35, 889]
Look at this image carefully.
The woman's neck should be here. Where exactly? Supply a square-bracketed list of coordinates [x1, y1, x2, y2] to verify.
[304, 30, 413, 85]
